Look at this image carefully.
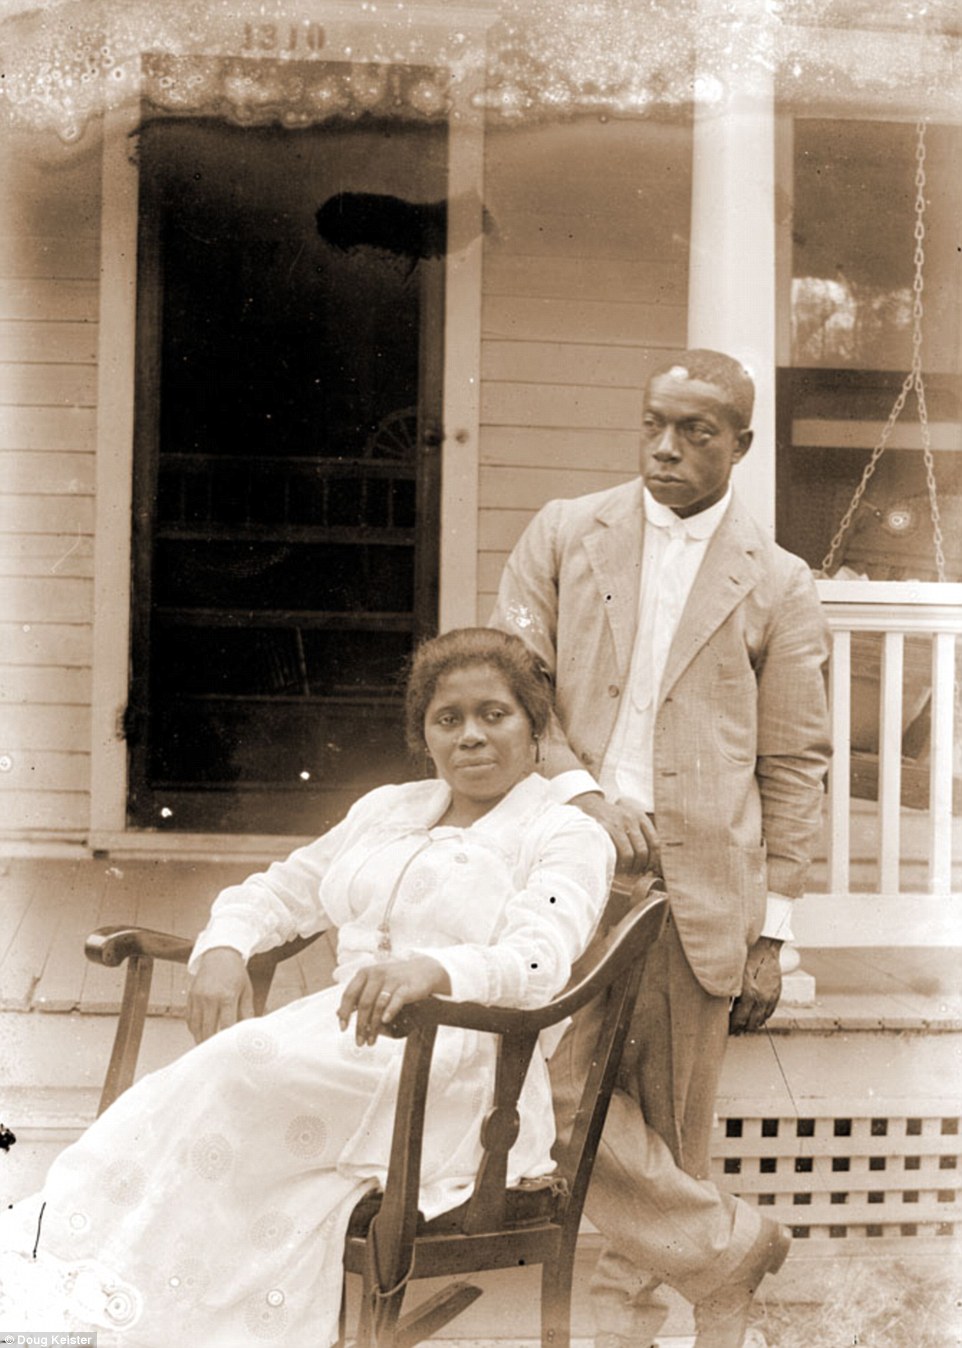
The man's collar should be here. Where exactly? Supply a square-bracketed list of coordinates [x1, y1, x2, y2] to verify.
[642, 484, 733, 539]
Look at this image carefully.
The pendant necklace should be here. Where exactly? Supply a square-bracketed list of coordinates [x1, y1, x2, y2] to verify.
[376, 835, 434, 957]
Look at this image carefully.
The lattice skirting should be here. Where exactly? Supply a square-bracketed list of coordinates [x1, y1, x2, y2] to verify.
[713, 1112, 961, 1240]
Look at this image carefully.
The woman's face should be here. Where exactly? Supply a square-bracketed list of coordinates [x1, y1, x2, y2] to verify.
[423, 664, 536, 817]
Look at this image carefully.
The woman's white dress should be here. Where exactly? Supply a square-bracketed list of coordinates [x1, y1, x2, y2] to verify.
[0, 773, 613, 1346]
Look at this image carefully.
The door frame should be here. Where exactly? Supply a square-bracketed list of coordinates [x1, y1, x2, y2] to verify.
[89, 22, 488, 855]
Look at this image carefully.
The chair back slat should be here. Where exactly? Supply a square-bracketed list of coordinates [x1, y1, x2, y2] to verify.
[368, 1020, 439, 1296]
[462, 1030, 540, 1235]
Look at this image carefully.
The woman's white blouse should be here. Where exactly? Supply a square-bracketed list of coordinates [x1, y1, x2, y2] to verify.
[190, 773, 615, 1008]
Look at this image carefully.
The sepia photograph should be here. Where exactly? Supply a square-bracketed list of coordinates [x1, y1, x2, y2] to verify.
[0, 1, 959, 1343]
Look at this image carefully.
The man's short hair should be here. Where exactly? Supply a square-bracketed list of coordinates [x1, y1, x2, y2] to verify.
[647, 349, 755, 430]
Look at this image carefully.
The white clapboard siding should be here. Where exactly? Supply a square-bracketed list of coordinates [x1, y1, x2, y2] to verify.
[480, 426, 638, 473]
[480, 465, 630, 511]
[0, 622, 91, 667]
[481, 382, 642, 431]
[0, 748, 89, 793]
[0, 790, 89, 832]
[0, 576, 93, 624]
[0, 277, 98, 323]
[0, 233, 99, 280]
[0, 554, 93, 580]
[477, 550, 509, 597]
[495, 208, 687, 259]
[0, 494, 95, 535]
[0, 321, 98, 364]
[0, 406, 96, 452]
[0, 704, 90, 752]
[0, 143, 100, 837]
[486, 118, 688, 209]
[485, 253, 687, 305]
[0, 451, 95, 496]
[484, 117, 692, 250]
[0, 363, 97, 407]
[482, 295, 686, 348]
[478, 508, 539, 554]
[0, 665, 91, 704]
[0, 532, 94, 578]
[481, 340, 663, 390]
[0, 130, 103, 233]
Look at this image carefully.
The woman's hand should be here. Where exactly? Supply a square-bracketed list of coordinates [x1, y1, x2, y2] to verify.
[187, 947, 255, 1044]
[337, 956, 452, 1046]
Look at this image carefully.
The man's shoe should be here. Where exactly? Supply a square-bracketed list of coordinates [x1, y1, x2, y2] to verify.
[592, 1282, 669, 1348]
[691, 1219, 790, 1348]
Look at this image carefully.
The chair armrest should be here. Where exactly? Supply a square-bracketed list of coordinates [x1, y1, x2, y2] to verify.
[388, 886, 667, 1040]
[85, 926, 194, 968]
[84, 926, 322, 971]
[85, 925, 325, 1114]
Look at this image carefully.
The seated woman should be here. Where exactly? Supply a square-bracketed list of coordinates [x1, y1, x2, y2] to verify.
[0, 627, 615, 1346]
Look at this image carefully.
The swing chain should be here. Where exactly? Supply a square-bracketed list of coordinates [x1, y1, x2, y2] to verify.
[820, 122, 946, 582]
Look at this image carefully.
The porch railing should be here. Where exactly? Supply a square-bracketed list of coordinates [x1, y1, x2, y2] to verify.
[816, 580, 962, 899]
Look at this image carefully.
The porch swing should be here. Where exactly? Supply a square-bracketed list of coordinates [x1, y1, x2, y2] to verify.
[817, 122, 960, 810]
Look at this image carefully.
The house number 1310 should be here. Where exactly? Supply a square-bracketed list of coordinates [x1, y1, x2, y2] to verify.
[242, 22, 326, 52]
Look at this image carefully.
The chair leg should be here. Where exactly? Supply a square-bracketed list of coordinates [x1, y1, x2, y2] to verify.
[353, 1273, 407, 1348]
[98, 954, 154, 1115]
[540, 1244, 575, 1348]
[352, 1280, 373, 1347]
[370, 1285, 407, 1348]
[333, 1277, 348, 1348]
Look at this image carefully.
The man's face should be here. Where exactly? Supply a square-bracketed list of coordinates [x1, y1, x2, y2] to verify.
[640, 372, 753, 518]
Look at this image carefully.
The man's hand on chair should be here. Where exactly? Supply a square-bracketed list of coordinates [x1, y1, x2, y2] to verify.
[570, 793, 660, 875]
[187, 947, 255, 1043]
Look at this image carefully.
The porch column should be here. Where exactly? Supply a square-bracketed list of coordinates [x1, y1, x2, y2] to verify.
[687, 7, 814, 1003]
[687, 0, 777, 534]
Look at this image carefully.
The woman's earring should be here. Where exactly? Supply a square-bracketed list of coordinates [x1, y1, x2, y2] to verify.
[533, 734, 542, 765]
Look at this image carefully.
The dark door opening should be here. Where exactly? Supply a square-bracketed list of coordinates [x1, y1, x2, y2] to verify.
[127, 109, 446, 834]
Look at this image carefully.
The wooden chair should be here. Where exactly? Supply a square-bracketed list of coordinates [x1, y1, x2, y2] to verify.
[85, 875, 667, 1347]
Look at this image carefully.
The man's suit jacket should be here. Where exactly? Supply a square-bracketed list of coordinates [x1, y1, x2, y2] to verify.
[490, 478, 832, 998]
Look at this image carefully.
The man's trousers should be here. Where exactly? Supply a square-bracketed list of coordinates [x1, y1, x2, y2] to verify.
[549, 911, 766, 1341]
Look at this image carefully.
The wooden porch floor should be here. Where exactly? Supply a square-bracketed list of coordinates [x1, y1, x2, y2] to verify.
[0, 855, 337, 1016]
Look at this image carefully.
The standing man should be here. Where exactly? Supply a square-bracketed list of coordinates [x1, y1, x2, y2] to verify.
[490, 350, 831, 1348]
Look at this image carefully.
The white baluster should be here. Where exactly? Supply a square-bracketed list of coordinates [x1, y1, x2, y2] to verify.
[828, 628, 851, 894]
[929, 632, 956, 895]
[878, 631, 904, 895]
